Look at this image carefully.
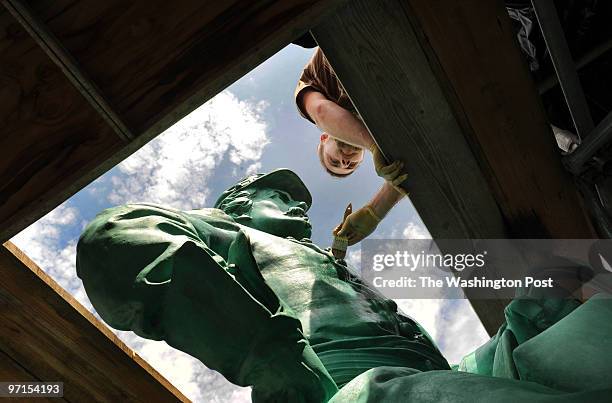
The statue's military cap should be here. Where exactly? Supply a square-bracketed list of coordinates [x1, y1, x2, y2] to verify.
[214, 169, 312, 211]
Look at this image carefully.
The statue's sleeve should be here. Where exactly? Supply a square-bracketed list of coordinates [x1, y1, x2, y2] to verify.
[76, 203, 337, 402]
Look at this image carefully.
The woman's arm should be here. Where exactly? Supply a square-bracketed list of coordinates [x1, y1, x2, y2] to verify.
[303, 90, 375, 149]
[335, 183, 406, 246]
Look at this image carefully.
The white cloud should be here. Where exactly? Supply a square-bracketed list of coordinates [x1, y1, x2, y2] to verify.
[395, 299, 444, 341]
[395, 299, 489, 365]
[11, 203, 93, 312]
[86, 175, 108, 197]
[402, 222, 430, 239]
[108, 91, 269, 210]
[434, 300, 490, 364]
[116, 331, 251, 403]
[346, 248, 362, 270]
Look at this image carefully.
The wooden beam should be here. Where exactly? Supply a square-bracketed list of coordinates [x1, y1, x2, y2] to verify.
[0, 349, 69, 403]
[0, 242, 189, 402]
[0, 7, 126, 244]
[314, 0, 597, 334]
[0, 0, 346, 243]
[312, 0, 510, 334]
[25, 0, 347, 136]
[405, 0, 595, 238]
[2, 0, 133, 141]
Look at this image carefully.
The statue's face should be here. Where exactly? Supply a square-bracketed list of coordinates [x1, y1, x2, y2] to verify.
[245, 188, 312, 239]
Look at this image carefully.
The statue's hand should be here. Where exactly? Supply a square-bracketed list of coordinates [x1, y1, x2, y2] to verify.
[247, 321, 338, 403]
[334, 205, 381, 246]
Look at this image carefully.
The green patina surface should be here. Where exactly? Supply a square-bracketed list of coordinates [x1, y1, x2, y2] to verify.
[77, 169, 612, 402]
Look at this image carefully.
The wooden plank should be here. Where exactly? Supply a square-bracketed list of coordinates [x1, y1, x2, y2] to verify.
[0, 0, 346, 243]
[28, 0, 347, 135]
[3, 0, 133, 141]
[0, 7, 125, 244]
[0, 242, 189, 403]
[0, 350, 68, 403]
[405, 0, 595, 238]
[312, 0, 510, 333]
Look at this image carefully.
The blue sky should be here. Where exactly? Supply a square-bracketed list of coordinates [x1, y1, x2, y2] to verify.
[11, 44, 488, 402]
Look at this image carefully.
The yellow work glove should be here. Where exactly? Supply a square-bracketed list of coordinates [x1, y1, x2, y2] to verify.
[370, 144, 409, 195]
[333, 205, 382, 246]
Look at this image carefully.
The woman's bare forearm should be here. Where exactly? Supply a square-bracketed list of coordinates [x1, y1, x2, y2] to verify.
[367, 181, 405, 219]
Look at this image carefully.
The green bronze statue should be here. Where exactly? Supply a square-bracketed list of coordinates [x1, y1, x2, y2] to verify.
[77, 169, 612, 402]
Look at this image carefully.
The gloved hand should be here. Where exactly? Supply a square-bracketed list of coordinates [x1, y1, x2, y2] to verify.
[333, 205, 381, 246]
[370, 144, 409, 195]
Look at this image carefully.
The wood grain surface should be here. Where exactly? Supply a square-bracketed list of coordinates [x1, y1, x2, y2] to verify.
[0, 350, 68, 402]
[0, 242, 188, 402]
[28, 0, 346, 135]
[0, 7, 125, 243]
[313, 0, 513, 333]
[315, 0, 597, 333]
[406, 0, 595, 238]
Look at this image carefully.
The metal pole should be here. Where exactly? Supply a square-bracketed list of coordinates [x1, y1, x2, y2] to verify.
[538, 37, 612, 95]
[531, 0, 594, 140]
[576, 179, 612, 238]
[564, 110, 612, 174]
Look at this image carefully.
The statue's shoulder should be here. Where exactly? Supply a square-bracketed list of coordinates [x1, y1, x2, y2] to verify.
[184, 208, 242, 232]
[93, 204, 239, 234]
[186, 207, 234, 221]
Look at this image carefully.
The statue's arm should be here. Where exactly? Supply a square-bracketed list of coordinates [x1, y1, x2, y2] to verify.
[77, 204, 337, 402]
[164, 231, 337, 399]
